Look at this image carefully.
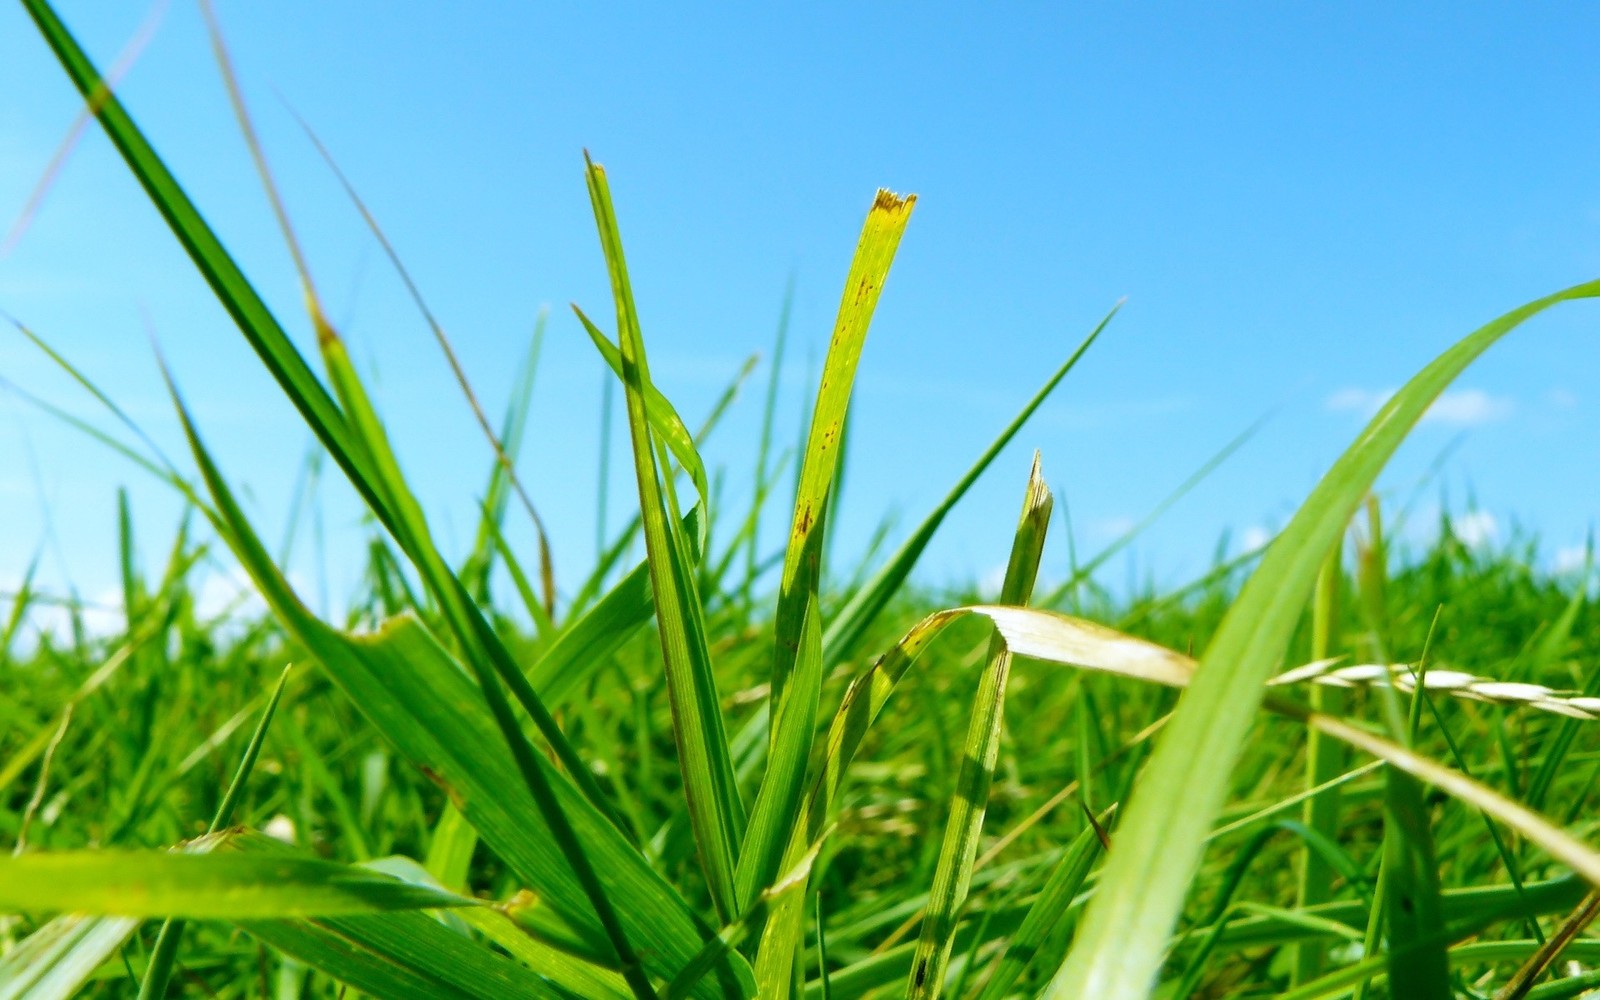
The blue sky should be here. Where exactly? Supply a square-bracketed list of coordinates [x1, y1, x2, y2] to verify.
[3, 2, 1598, 625]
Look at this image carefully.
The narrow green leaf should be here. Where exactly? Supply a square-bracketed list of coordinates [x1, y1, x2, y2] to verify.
[18, 0, 387, 525]
[735, 596, 823, 910]
[0, 914, 141, 1000]
[576, 308, 711, 521]
[972, 811, 1109, 1000]
[140, 664, 293, 999]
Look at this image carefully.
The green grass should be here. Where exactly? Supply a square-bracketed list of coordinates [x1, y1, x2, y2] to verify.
[6, 3, 1600, 997]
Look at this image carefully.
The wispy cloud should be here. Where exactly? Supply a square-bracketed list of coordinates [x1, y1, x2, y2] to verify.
[1325, 386, 1513, 426]
[1423, 389, 1513, 426]
[1451, 511, 1498, 548]
[1554, 545, 1592, 575]
[1239, 524, 1274, 553]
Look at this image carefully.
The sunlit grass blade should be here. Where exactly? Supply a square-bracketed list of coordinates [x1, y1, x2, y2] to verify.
[1043, 277, 1600, 1000]
[823, 306, 1111, 665]
[0, 849, 475, 919]
[907, 454, 1051, 1000]
[582, 153, 744, 923]
[735, 594, 821, 912]
[770, 188, 915, 718]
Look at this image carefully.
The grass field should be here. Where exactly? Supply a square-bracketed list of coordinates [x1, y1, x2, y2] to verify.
[6, 2, 1600, 998]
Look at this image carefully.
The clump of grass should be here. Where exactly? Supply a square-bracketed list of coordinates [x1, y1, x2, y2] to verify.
[6, 3, 1600, 999]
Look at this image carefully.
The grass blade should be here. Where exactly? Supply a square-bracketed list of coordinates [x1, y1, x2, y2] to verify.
[0, 845, 473, 919]
[582, 154, 745, 923]
[19, 0, 385, 524]
[907, 454, 1051, 999]
[170, 385, 747, 998]
[771, 188, 915, 716]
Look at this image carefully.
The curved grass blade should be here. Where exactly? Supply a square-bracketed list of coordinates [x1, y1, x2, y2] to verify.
[582, 154, 744, 923]
[823, 306, 1113, 665]
[576, 308, 711, 523]
[753, 600, 1600, 997]
[1043, 277, 1600, 1000]
[771, 188, 915, 717]
[907, 454, 1051, 1000]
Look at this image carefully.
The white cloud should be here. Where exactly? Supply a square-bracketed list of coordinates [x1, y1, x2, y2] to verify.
[1451, 511, 1498, 548]
[1089, 515, 1138, 541]
[1554, 545, 1592, 575]
[1326, 386, 1513, 426]
[1548, 387, 1579, 409]
[1422, 389, 1513, 426]
[1325, 387, 1393, 416]
[1240, 525, 1274, 553]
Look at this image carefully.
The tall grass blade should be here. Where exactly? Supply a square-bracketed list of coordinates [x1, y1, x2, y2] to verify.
[972, 810, 1110, 1000]
[907, 454, 1051, 999]
[582, 154, 745, 925]
[1042, 277, 1600, 999]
